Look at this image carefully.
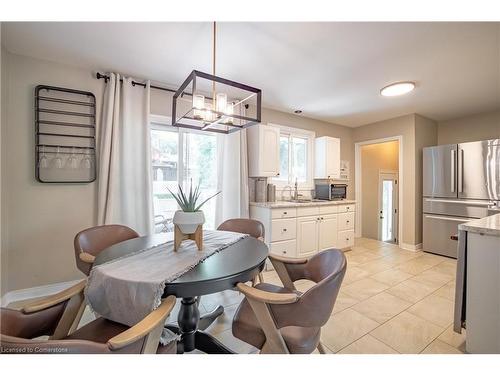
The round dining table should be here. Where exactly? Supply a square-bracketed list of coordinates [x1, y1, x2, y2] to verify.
[94, 232, 269, 354]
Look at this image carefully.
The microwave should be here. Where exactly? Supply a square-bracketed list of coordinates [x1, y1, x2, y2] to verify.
[315, 183, 347, 200]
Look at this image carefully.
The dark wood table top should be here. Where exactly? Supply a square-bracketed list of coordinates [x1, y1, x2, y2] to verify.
[94, 233, 269, 298]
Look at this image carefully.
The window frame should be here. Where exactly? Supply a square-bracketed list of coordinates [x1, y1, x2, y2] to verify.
[269, 123, 315, 190]
[149, 114, 219, 227]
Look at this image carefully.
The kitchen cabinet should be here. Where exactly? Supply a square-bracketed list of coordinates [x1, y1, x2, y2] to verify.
[314, 136, 340, 179]
[247, 124, 280, 177]
[250, 201, 356, 262]
[318, 214, 338, 250]
[296, 216, 320, 257]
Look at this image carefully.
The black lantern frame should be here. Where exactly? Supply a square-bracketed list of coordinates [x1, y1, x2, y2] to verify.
[172, 70, 262, 134]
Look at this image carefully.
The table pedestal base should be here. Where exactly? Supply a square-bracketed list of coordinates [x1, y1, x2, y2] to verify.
[166, 297, 234, 354]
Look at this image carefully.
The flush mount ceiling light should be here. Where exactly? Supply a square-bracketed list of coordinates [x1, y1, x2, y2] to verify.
[380, 81, 416, 97]
[172, 22, 262, 134]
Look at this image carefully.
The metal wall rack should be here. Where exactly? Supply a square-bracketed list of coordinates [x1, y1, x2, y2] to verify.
[35, 85, 97, 183]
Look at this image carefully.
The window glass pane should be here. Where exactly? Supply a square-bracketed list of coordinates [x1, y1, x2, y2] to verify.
[183, 131, 218, 229]
[278, 136, 289, 181]
[292, 136, 307, 183]
[382, 180, 394, 242]
[151, 129, 179, 232]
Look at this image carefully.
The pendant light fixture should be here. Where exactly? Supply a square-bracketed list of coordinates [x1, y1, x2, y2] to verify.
[172, 22, 262, 134]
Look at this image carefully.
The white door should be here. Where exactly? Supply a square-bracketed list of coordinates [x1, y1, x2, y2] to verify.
[378, 172, 399, 243]
[296, 216, 319, 257]
[318, 214, 338, 250]
[260, 126, 280, 176]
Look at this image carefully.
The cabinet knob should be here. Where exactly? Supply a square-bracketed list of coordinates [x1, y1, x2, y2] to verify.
[283, 228, 287, 232]
[320, 217, 324, 220]
[283, 211, 287, 215]
[347, 220, 350, 223]
[283, 250, 287, 254]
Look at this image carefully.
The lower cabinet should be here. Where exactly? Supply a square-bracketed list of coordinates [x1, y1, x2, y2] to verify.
[296, 216, 320, 257]
[318, 214, 338, 251]
[250, 203, 356, 261]
[270, 239, 297, 258]
[297, 214, 339, 257]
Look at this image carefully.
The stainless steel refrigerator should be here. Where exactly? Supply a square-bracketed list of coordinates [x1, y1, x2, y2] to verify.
[422, 139, 500, 258]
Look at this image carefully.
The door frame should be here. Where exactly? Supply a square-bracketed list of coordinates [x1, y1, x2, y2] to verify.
[354, 135, 403, 245]
[378, 170, 399, 243]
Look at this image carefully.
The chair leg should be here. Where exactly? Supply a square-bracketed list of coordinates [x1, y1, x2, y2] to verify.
[317, 341, 327, 354]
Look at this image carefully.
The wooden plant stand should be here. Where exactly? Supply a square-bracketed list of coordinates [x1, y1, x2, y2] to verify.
[174, 224, 203, 251]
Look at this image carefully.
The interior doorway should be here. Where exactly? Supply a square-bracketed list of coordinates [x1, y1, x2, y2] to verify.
[355, 137, 401, 245]
[378, 171, 399, 243]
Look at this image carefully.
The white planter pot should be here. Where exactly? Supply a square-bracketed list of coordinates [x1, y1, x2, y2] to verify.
[172, 210, 205, 234]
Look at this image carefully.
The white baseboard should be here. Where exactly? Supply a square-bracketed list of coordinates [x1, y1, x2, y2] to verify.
[1, 279, 83, 308]
[400, 242, 423, 252]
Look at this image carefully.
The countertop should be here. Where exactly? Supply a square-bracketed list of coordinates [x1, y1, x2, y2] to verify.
[458, 213, 500, 237]
[250, 199, 356, 208]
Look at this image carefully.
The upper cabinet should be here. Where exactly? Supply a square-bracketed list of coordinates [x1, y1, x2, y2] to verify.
[314, 136, 340, 179]
[247, 124, 280, 177]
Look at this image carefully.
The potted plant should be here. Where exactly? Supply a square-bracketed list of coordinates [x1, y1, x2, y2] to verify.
[168, 181, 220, 236]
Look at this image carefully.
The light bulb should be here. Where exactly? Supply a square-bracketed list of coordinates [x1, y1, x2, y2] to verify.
[216, 93, 227, 115]
[193, 94, 205, 119]
[225, 102, 234, 125]
[203, 104, 214, 123]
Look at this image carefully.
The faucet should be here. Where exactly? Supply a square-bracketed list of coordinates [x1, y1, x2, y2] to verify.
[293, 179, 299, 200]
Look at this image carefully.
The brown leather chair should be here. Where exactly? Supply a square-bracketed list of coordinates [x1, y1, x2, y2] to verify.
[217, 218, 265, 285]
[74, 224, 139, 275]
[217, 218, 265, 241]
[1, 282, 177, 354]
[232, 249, 346, 354]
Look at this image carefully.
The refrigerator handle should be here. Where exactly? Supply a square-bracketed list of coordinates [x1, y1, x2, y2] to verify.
[451, 149, 455, 193]
[458, 148, 463, 193]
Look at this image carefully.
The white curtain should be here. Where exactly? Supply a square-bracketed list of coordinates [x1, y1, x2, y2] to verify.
[97, 73, 154, 235]
[215, 127, 250, 226]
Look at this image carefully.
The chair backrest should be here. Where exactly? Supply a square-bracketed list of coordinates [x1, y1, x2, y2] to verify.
[74, 224, 139, 275]
[271, 249, 346, 329]
[217, 219, 265, 239]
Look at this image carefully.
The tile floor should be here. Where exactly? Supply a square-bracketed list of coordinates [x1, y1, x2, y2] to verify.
[10, 237, 466, 354]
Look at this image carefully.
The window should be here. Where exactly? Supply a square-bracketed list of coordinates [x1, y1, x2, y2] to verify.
[272, 125, 314, 188]
[150, 116, 218, 232]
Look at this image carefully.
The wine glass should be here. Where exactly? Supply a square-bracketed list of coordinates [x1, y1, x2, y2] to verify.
[66, 147, 78, 169]
[81, 149, 92, 169]
[53, 146, 63, 169]
[38, 146, 49, 169]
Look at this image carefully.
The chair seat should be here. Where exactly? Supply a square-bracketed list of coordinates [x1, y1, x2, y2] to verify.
[67, 317, 176, 354]
[232, 283, 321, 354]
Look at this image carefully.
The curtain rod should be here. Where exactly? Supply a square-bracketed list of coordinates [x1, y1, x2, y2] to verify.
[95, 72, 191, 96]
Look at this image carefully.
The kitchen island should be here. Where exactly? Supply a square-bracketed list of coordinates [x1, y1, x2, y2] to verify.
[250, 200, 356, 259]
[454, 213, 500, 353]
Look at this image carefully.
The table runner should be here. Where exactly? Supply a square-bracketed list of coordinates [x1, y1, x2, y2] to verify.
[85, 230, 248, 328]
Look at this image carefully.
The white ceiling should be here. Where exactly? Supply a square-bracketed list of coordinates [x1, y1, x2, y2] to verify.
[2, 22, 500, 127]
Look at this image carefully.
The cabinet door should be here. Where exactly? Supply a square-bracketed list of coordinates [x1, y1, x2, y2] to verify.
[318, 214, 338, 251]
[325, 137, 340, 178]
[296, 216, 319, 257]
[260, 126, 280, 176]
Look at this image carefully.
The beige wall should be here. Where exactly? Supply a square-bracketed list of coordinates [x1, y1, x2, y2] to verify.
[360, 141, 399, 240]
[437, 110, 500, 145]
[1, 51, 105, 294]
[414, 115, 438, 244]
